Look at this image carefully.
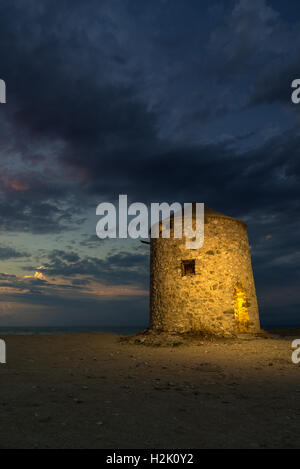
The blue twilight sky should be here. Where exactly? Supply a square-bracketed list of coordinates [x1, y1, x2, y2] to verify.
[0, 0, 299, 327]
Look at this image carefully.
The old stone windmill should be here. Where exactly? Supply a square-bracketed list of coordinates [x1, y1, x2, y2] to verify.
[149, 205, 260, 336]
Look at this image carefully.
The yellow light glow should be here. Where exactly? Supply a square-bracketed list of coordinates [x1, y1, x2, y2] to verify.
[234, 286, 250, 333]
[24, 271, 46, 280]
[34, 271, 46, 280]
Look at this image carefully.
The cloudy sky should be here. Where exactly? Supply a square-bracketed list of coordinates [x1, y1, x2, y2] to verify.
[0, 0, 299, 328]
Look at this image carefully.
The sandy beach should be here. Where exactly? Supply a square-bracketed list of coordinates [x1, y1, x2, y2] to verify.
[0, 331, 299, 449]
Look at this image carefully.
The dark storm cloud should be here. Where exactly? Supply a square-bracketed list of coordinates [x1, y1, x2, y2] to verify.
[25, 249, 149, 287]
[0, 0, 297, 210]
[48, 250, 80, 263]
[0, 161, 88, 235]
[249, 59, 300, 107]
[0, 273, 17, 281]
[0, 0, 161, 233]
[1, 0, 295, 214]
[0, 197, 82, 234]
[0, 274, 45, 292]
[84, 130, 300, 217]
[0, 0, 158, 150]
[0, 270, 84, 296]
[0, 245, 29, 260]
[79, 234, 109, 248]
[249, 215, 300, 286]
[71, 278, 91, 286]
[206, 0, 280, 80]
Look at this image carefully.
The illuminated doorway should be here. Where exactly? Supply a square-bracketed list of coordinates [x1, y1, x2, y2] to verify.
[233, 285, 250, 333]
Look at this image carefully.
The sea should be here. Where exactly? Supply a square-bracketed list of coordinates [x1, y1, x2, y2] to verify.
[0, 326, 145, 335]
[0, 324, 298, 335]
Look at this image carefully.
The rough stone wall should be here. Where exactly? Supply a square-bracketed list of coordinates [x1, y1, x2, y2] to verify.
[150, 216, 260, 335]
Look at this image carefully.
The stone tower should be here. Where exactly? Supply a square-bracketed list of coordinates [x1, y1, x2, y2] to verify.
[150, 205, 260, 336]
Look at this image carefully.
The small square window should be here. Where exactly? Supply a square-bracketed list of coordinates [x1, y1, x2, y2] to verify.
[181, 260, 195, 276]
